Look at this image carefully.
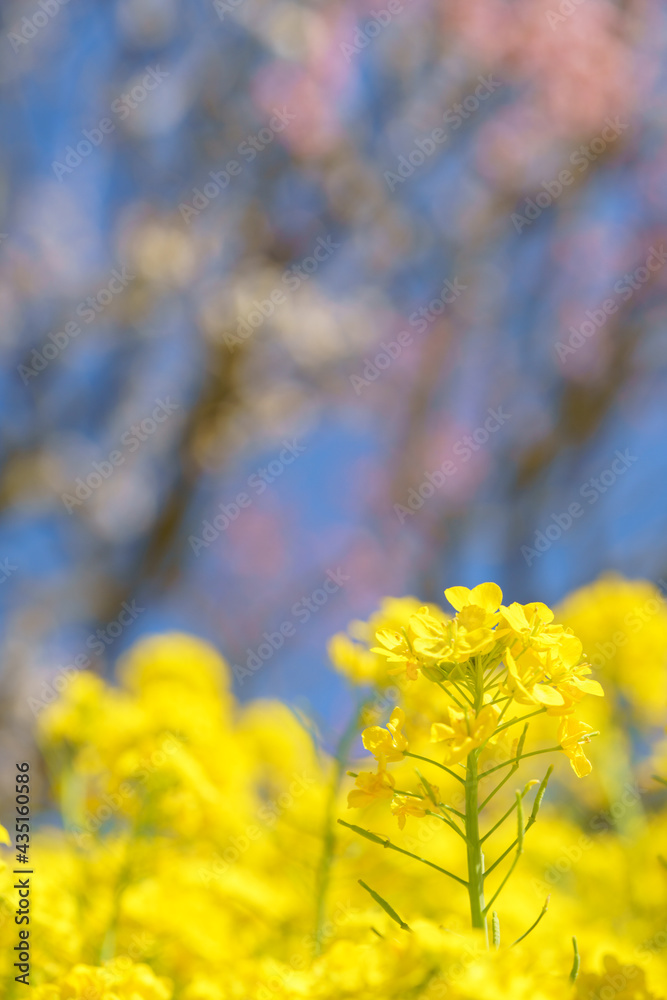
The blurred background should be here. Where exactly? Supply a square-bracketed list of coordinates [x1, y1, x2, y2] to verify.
[1, 0, 666, 770]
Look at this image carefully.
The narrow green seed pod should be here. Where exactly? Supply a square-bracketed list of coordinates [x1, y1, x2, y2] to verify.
[529, 765, 553, 824]
[337, 819, 387, 845]
[358, 880, 411, 931]
[492, 911, 501, 949]
[569, 936, 581, 982]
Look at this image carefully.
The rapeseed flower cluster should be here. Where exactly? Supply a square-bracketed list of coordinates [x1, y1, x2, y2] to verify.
[0, 577, 666, 997]
[343, 583, 604, 945]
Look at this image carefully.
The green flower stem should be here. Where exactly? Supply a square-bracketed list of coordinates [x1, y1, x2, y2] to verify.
[446, 677, 475, 708]
[425, 809, 468, 841]
[495, 707, 546, 734]
[480, 784, 532, 844]
[434, 678, 469, 710]
[484, 836, 517, 877]
[484, 768, 552, 878]
[480, 745, 561, 778]
[483, 793, 524, 915]
[314, 702, 367, 953]
[439, 801, 466, 820]
[477, 769, 513, 812]
[495, 699, 512, 726]
[477, 724, 529, 812]
[338, 819, 469, 887]
[404, 751, 466, 785]
[511, 895, 550, 946]
[464, 749, 488, 943]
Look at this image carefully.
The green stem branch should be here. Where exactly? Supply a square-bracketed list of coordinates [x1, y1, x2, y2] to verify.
[338, 819, 468, 887]
[404, 751, 466, 785]
[426, 809, 468, 841]
[495, 707, 546, 734]
[483, 793, 524, 914]
[480, 745, 561, 778]
[464, 749, 488, 943]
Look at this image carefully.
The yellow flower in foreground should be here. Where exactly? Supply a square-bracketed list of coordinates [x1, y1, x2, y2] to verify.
[347, 769, 395, 808]
[503, 643, 604, 716]
[391, 794, 428, 829]
[498, 600, 554, 635]
[444, 582, 503, 615]
[545, 654, 604, 715]
[558, 717, 596, 777]
[410, 610, 496, 664]
[403, 584, 503, 668]
[575, 955, 656, 1000]
[503, 648, 554, 707]
[430, 704, 500, 765]
[371, 629, 420, 679]
[32, 960, 172, 1000]
[498, 600, 577, 656]
[0, 823, 10, 846]
[362, 707, 408, 764]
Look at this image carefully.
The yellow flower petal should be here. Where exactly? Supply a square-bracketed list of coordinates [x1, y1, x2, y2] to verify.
[375, 629, 404, 650]
[499, 602, 530, 632]
[533, 684, 566, 707]
[388, 707, 405, 731]
[475, 704, 501, 741]
[347, 789, 369, 808]
[469, 582, 503, 613]
[430, 722, 454, 743]
[576, 678, 605, 697]
[524, 601, 554, 624]
[362, 726, 391, 756]
[570, 748, 593, 778]
[409, 612, 443, 638]
[444, 586, 471, 611]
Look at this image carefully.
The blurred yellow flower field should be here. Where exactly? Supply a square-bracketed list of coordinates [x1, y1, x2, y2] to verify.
[2, 575, 667, 998]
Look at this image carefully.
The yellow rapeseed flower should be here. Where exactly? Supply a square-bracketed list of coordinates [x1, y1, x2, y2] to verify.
[361, 707, 409, 764]
[558, 716, 596, 777]
[371, 628, 420, 679]
[444, 582, 503, 616]
[503, 646, 604, 715]
[430, 704, 500, 764]
[410, 608, 496, 664]
[391, 793, 428, 829]
[31, 960, 172, 1000]
[347, 769, 396, 808]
